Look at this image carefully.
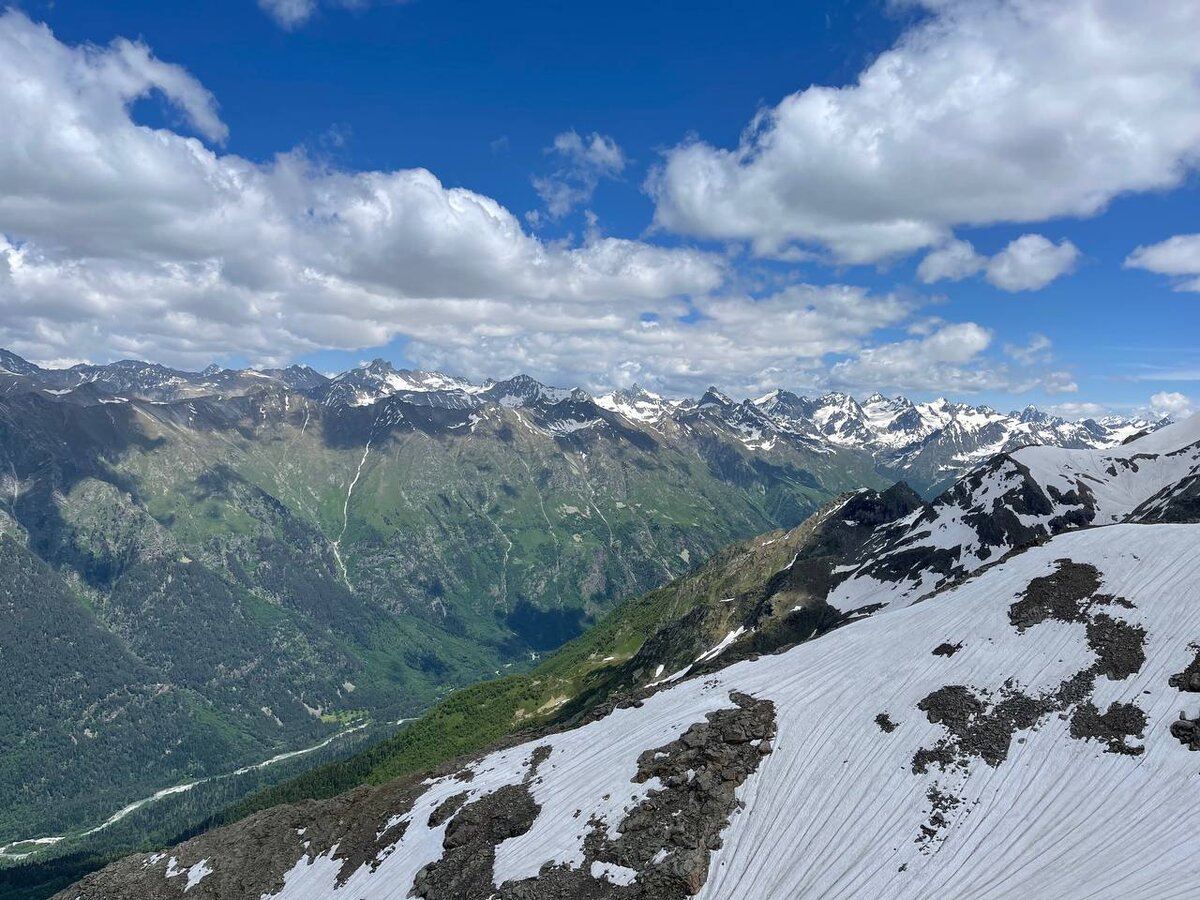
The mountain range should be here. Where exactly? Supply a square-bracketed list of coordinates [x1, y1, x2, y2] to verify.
[56, 411, 1200, 899]
[0, 349, 1162, 497]
[0, 347, 1174, 894]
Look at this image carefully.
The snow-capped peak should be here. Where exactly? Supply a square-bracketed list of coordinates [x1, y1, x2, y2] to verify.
[595, 384, 679, 422]
[698, 386, 735, 408]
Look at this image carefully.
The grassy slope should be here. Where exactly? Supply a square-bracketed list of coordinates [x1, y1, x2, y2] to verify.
[219, 523, 806, 821]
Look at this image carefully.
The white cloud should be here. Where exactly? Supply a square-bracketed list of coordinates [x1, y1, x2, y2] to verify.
[829, 321, 991, 386]
[259, 0, 318, 28]
[650, 0, 1200, 263]
[1125, 233, 1200, 292]
[413, 283, 919, 396]
[919, 234, 1078, 291]
[0, 13, 721, 370]
[829, 322, 1076, 394]
[0, 11, 1080, 400]
[531, 131, 627, 221]
[1004, 333, 1053, 365]
[1043, 401, 1111, 420]
[1149, 391, 1194, 420]
[258, 0, 394, 29]
[916, 239, 985, 283]
[985, 235, 1079, 291]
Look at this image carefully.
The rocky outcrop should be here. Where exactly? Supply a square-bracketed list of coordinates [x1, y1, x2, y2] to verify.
[59, 694, 776, 900]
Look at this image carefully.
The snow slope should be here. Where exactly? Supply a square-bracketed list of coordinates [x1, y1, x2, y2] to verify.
[64, 522, 1200, 899]
[828, 414, 1200, 611]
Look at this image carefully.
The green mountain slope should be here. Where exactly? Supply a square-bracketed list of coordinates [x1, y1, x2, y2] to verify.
[0, 384, 887, 859]
[219, 483, 921, 820]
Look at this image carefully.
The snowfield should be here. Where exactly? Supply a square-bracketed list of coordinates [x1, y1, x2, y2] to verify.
[828, 414, 1200, 613]
[77, 524, 1200, 900]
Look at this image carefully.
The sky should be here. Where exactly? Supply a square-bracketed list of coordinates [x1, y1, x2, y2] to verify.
[0, 0, 1198, 418]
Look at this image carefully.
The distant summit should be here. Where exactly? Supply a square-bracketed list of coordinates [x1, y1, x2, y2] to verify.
[0, 347, 1166, 496]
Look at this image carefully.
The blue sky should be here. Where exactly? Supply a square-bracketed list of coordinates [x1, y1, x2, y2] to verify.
[1, 0, 1198, 417]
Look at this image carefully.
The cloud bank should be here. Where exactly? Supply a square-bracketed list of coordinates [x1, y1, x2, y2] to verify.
[649, 0, 1200, 264]
[5, 4, 1183, 398]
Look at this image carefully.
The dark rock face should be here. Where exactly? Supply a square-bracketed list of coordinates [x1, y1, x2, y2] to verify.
[1168, 645, 1200, 693]
[55, 772, 432, 899]
[904, 557, 1152, 850]
[1070, 702, 1147, 755]
[416, 691, 776, 900]
[913, 560, 1149, 788]
[1169, 645, 1200, 751]
[912, 684, 1051, 772]
[1007, 560, 1106, 629]
[932, 642, 962, 657]
[1170, 714, 1200, 750]
[413, 782, 543, 899]
[427, 790, 470, 828]
[875, 712, 899, 733]
[1131, 474, 1200, 523]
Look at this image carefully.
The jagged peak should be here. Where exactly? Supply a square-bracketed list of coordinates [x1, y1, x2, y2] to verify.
[698, 386, 734, 408]
[0, 348, 41, 376]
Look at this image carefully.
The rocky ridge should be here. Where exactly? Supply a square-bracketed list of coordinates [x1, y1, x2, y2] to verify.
[0, 349, 1163, 497]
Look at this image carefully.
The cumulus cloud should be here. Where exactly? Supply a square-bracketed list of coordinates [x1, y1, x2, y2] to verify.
[259, 0, 396, 29]
[0, 12, 721, 369]
[1149, 391, 1194, 420]
[0, 11, 1080, 399]
[829, 323, 990, 391]
[828, 322, 1076, 395]
[531, 131, 627, 222]
[985, 235, 1080, 291]
[650, 0, 1200, 263]
[918, 235, 1079, 291]
[916, 239, 986, 283]
[1125, 234, 1200, 292]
